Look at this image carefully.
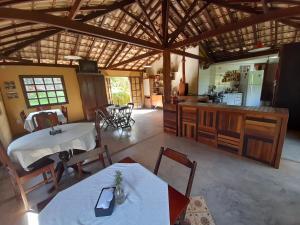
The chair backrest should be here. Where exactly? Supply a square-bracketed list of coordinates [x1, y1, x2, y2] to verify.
[32, 112, 59, 131]
[36, 106, 51, 111]
[0, 140, 17, 176]
[154, 147, 197, 198]
[20, 110, 27, 123]
[61, 105, 68, 122]
[127, 102, 134, 111]
[95, 110, 102, 147]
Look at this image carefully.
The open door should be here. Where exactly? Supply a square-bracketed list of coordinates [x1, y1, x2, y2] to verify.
[129, 76, 142, 108]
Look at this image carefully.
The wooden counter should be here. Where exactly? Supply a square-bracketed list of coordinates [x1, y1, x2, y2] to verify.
[164, 102, 289, 168]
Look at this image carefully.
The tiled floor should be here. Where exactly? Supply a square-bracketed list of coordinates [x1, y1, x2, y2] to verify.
[1, 109, 300, 225]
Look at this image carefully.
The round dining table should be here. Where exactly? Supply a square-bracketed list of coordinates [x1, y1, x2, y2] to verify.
[7, 122, 96, 171]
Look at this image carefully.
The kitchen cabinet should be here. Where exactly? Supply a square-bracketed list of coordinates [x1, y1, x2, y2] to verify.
[177, 102, 288, 168]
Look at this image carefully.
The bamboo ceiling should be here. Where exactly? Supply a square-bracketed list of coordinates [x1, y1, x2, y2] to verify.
[0, 0, 299, 71]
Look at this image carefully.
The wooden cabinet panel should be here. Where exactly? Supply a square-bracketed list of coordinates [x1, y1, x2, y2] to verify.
[77, 75, 107, 121]
[182, 122, 196, 139]
[217, 111, 244, 152]
[244, 137, 275, 164]
[163, 103, 177, 135]
[197, 109, 217, 146]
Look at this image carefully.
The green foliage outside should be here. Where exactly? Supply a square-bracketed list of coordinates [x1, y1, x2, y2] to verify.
[110, 77, 131, 105]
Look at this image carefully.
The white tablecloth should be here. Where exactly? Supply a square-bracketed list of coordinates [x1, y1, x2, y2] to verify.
[7, 123, 96, 170]
[24, 109, 67, 132]
[39, 163, 170, 225]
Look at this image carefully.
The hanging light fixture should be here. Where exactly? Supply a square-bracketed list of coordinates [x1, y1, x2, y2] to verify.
[248, 41, 270, 53]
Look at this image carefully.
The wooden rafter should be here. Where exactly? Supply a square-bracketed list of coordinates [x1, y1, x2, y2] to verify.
[169, 1, 208, 44]
[171, 5, 300, 49]
[0, 0, 141, 57]
[170, 49, 211, 63]
[55, 33, 61, 64]
[0, 8, 163, 54]
[161, 0, 169, 46]
[136, 0, 162, 42]
[109, 50, 160, 69]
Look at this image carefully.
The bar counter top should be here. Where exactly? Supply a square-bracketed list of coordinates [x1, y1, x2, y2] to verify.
[178, 102, 289, 117]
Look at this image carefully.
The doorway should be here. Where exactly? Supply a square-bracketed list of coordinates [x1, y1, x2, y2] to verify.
[105, 76, 142, 108]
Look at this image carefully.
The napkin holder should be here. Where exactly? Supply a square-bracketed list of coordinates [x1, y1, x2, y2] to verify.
[94, 187, 115, 217]
[49, 128, 62, 135]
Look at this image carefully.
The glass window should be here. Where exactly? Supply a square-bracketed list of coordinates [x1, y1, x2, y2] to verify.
[20, 75, 68, 107]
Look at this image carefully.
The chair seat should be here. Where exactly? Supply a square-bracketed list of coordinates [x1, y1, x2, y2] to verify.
[16, 158, 54, 177]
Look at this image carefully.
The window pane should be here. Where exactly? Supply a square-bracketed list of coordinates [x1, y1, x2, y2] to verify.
[29, 99, 39, 106]
[57, 97, 66, 103]
[22, 76, 67, 108]
[54, 84, 63, 90]
[47, 91, 56, 97]
[36, 85, 46, 91]
[44, 78, 53, 84]
[56, 91, 65, 97]
[49, 98, 58, 104]
[25, 85, 36, 92]
[23, 78, 33, 84]
[34, 78, 43, 84]
[53, 78, 62, 83]
[37, 92, 47, 98]
[46, 84, 54, 90]
[39, 98, 49, 105]
[27, 93, 37, 99]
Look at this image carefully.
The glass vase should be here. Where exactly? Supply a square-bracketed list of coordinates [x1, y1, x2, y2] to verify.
[115, 186, 125, 205]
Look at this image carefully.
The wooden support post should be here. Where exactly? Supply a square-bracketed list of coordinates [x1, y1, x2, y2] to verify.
[163, 50, 171, 104]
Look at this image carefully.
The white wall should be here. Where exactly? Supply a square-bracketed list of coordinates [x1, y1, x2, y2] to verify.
[147, 46, 200, 95]
[198, 54, 278, 94]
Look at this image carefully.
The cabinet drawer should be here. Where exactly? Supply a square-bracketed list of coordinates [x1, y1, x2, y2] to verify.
[245, 117, 279, 140]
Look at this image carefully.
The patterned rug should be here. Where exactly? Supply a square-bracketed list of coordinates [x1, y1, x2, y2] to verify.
[183, 196, 216, 225]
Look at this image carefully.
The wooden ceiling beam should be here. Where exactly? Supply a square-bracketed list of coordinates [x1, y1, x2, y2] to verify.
[171, 49, 211, 62]
[171, 6, 300, 49]
[107, 3, 161, 67]
[0, 0, 138, 57]
[55, 33, 61, 64]
[121, 8, 160, 43]
[81, 0, 135, 21]
[0, 0, 35, 7]
[1, 27, 55, 41]
[0, 8, 163, 52]
[0, 35, 34, 48]
[36, 41, 41, 63]
[162, 0, 169, 46]
[169, 1, 208, 44]
[136, 0, 162, 43]
[109, 50, 160, 69]
[2, 29, 60, 56]
[211, 0, 300, 29]
[68, 0, 84, 19]
[215, 48, 279, 63]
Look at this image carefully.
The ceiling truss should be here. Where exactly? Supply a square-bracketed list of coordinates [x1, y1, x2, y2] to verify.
[0, 0, 299, 70]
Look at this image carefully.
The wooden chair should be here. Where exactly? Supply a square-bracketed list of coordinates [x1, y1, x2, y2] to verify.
[20, 110, 27, 123]
[32, 112, 59, 131]
[127, 102, 135, 125]
[65, 110, 113, 177]
[36, 105, 51, 111]
[0, 140, 58, 210]
[61, 105, 68, 122]
[154, 147, 197, 223]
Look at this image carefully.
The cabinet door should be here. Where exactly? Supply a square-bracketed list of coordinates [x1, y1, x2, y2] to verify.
[244, 136, 275, 164]
[78, 75, 107, 121]
[217, 111, 244, 151]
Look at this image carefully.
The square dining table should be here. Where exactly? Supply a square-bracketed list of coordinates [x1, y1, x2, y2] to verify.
[38, 157, 189, 225]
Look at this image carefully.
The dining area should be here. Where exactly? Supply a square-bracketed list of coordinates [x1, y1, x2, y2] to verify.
[0, 102, 206, 225]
